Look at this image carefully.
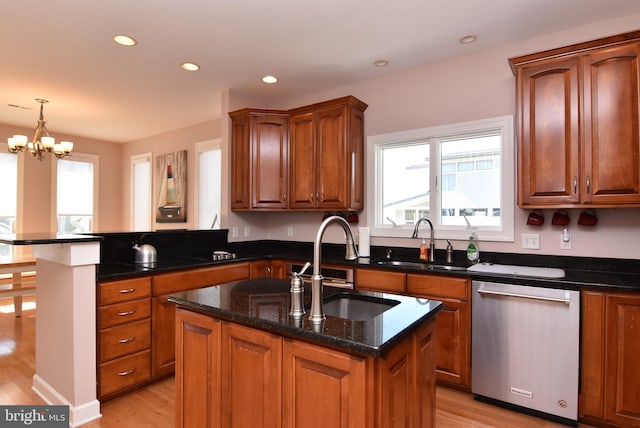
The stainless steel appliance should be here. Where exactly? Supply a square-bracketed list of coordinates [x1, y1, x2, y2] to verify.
[472, 280, 580, 425]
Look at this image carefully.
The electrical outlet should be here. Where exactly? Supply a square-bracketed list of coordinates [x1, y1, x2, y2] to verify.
[244, 226, 250, 238]
[521, 233, 540, 249]
[287, 226, 293, 237]
[232, 227, 239, 239]
[560, 229, 572, 249]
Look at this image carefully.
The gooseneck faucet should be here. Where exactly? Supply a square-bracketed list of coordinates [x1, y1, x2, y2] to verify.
[412, 217, 435, 262]
[309, 216, 359, 324]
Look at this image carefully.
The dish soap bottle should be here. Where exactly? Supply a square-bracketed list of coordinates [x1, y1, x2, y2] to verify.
[466, 232, 480, 264]
[419, 238, 428, 261]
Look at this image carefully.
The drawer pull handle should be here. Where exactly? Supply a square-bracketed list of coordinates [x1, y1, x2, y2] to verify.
[118, 288, 136, 294]
[118, 337, 135, 344]
[118, 369, 136, 377]
[117, 310, 136, 316]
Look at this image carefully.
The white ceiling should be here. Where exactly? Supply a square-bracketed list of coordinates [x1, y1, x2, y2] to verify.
[2, 0, 640, 143]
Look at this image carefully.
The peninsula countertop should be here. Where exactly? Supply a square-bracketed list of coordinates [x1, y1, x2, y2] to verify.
[169, 277, 443, 357]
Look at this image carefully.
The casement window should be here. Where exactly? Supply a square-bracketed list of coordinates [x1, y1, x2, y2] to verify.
[0, 151, 17, 256]
[131, 153, 152, 231]
[367, 116, 514, 242]
[53, 153, 98, 233]
[196, 140, 222, 229]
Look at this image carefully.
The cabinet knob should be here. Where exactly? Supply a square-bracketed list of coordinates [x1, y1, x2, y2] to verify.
[573, 177, 577, 194]
[118, 337, 135, 344]
[586, 176, 591, 194]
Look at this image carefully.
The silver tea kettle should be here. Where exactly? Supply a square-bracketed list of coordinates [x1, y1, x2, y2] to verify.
[133, 243, 157, 265]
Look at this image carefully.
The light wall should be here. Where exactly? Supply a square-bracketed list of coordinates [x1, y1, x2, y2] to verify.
[223, 14, 640, 260]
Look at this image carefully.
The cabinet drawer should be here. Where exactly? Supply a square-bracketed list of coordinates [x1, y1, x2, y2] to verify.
[99, 277, 151, 305]
[356, 269, 406, 293]
[406, 274, 469, 300]
[99, 350, 151, 398]
[99, 319, 151, 362]
[153, 262, 250, 295]
[98, 298, 151, 329]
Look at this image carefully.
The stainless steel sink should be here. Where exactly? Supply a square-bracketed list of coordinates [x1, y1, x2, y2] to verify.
[375, 260, 467, 272]
[322, 294, 400, 321]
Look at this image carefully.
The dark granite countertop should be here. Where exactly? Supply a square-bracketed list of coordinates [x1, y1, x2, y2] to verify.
[0, 233, 103, 245]
[169, 277, 443, 357]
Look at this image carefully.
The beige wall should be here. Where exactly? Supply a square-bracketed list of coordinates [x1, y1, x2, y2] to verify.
[0, 122, 123, 234]
[224, 14, 640, 260]
[4, 14, 640, 261]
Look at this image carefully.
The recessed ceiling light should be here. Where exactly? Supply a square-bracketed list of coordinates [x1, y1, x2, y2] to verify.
[181, 62, 200, 72]
[262, 75, 278, 84]
[374, 59, 389, 67]
[459, 34, 477, 44]
[113, 34, 137, 46]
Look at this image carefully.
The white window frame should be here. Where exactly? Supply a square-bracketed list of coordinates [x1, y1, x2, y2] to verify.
[366, 116, 515, 242]
[130, 152, 153, 231]
[195, 139, 222, 229]
[0, 143, 18, 257]
[51, 152, 99, 233]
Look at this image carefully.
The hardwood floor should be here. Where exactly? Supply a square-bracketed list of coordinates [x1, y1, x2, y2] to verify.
[0, 296, 591, 427]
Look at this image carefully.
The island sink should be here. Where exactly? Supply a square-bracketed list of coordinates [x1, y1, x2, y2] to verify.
[322, 293, 400, 321]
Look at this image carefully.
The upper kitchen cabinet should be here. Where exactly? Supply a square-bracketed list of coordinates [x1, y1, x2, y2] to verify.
[229, 109, 289, 210]
[510, 30, 640, 208]
[229, 96, 367, 211]
[289, 96, 367, 210]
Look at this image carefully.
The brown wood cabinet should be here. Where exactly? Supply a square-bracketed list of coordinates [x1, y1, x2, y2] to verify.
[151, 262, 250, 378]
[97, 276, 152, 399]
[580, 290, 640, 428]
[250, 259, 287, 279]
[229, 96, 367, 211]
[510, 30, 640, 208]
[175, 306, 436, 428]
[407, 274, 471, 391]
[229, 110, 289, 210]
[356, 268, 471, 391]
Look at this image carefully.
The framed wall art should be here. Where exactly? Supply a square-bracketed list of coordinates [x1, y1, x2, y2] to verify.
[155, 150, 187, 223]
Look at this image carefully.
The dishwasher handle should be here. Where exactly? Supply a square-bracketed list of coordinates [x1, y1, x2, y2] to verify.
[476, 288, 572, 305]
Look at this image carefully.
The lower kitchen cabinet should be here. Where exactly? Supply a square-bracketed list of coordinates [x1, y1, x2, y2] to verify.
[175, 307, 436, 428]
[97, 276, 152, 400]
[356, 268, 471, 391]
[250, 259, 287, 279]
[581, 290, 640, 428]
[407, 274, 471, 391]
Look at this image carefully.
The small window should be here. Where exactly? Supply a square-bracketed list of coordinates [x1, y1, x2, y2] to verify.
[0, 151, 17, 256]
[196, 140, 222, 229]
[131, 153, 152, 231]
[367, 116, 514, 242]
[54, 153, 98, 233]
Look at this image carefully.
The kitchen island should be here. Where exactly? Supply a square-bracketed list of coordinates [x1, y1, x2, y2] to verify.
[169, 277, 442, 428]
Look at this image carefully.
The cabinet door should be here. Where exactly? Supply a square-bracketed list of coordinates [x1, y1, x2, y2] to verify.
[582, 43, 640, 205]
[289, 112, 317, 209]
[348, 107, 365, 210]
[316, 105, 349, 209]
[230, 113, 251, 210]
[580, 291, 606, 422]
[356, 268, 406, 293]
[252, 114, 289, 209]
[283, 339, 367, 428]
[604, 292, 640, 426]
[152, 295, 176, 377]
[406, 275, 471, 390]
[221, 322, 282, 428]
[250, 260, 272, 278]
[517, 57, 581, 206]
[175, 308, 221, 428]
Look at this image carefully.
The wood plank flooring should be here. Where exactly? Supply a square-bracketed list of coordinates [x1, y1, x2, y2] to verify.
[0, 296, 591, 427]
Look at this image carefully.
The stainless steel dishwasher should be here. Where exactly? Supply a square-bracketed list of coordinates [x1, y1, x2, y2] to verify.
[471, 280, 580, 425]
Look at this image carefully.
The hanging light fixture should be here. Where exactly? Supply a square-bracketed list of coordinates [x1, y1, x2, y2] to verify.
[7, 98, 73, 161]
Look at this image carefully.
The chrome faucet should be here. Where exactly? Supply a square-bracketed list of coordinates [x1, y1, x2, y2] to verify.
[309, 216, 358, 324]
[411, 217, 435, 262]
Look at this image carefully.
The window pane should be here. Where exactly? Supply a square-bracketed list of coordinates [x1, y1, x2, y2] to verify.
[132, 160, 151, 231]
[0, 154, 17, 217]
[198, 149, 221, 229]
[57, 158, 94, 233]
[380, 143, 429, 225]
[440, 134, 501, 227]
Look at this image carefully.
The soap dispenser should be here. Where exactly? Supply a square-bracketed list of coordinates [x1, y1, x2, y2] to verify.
[446, 240, 453, 264]
[419, 238, 428, 261]
[466, 232, 480, 264]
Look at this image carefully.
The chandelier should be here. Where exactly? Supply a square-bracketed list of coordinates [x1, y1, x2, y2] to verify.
[7, 99, 73, 161]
